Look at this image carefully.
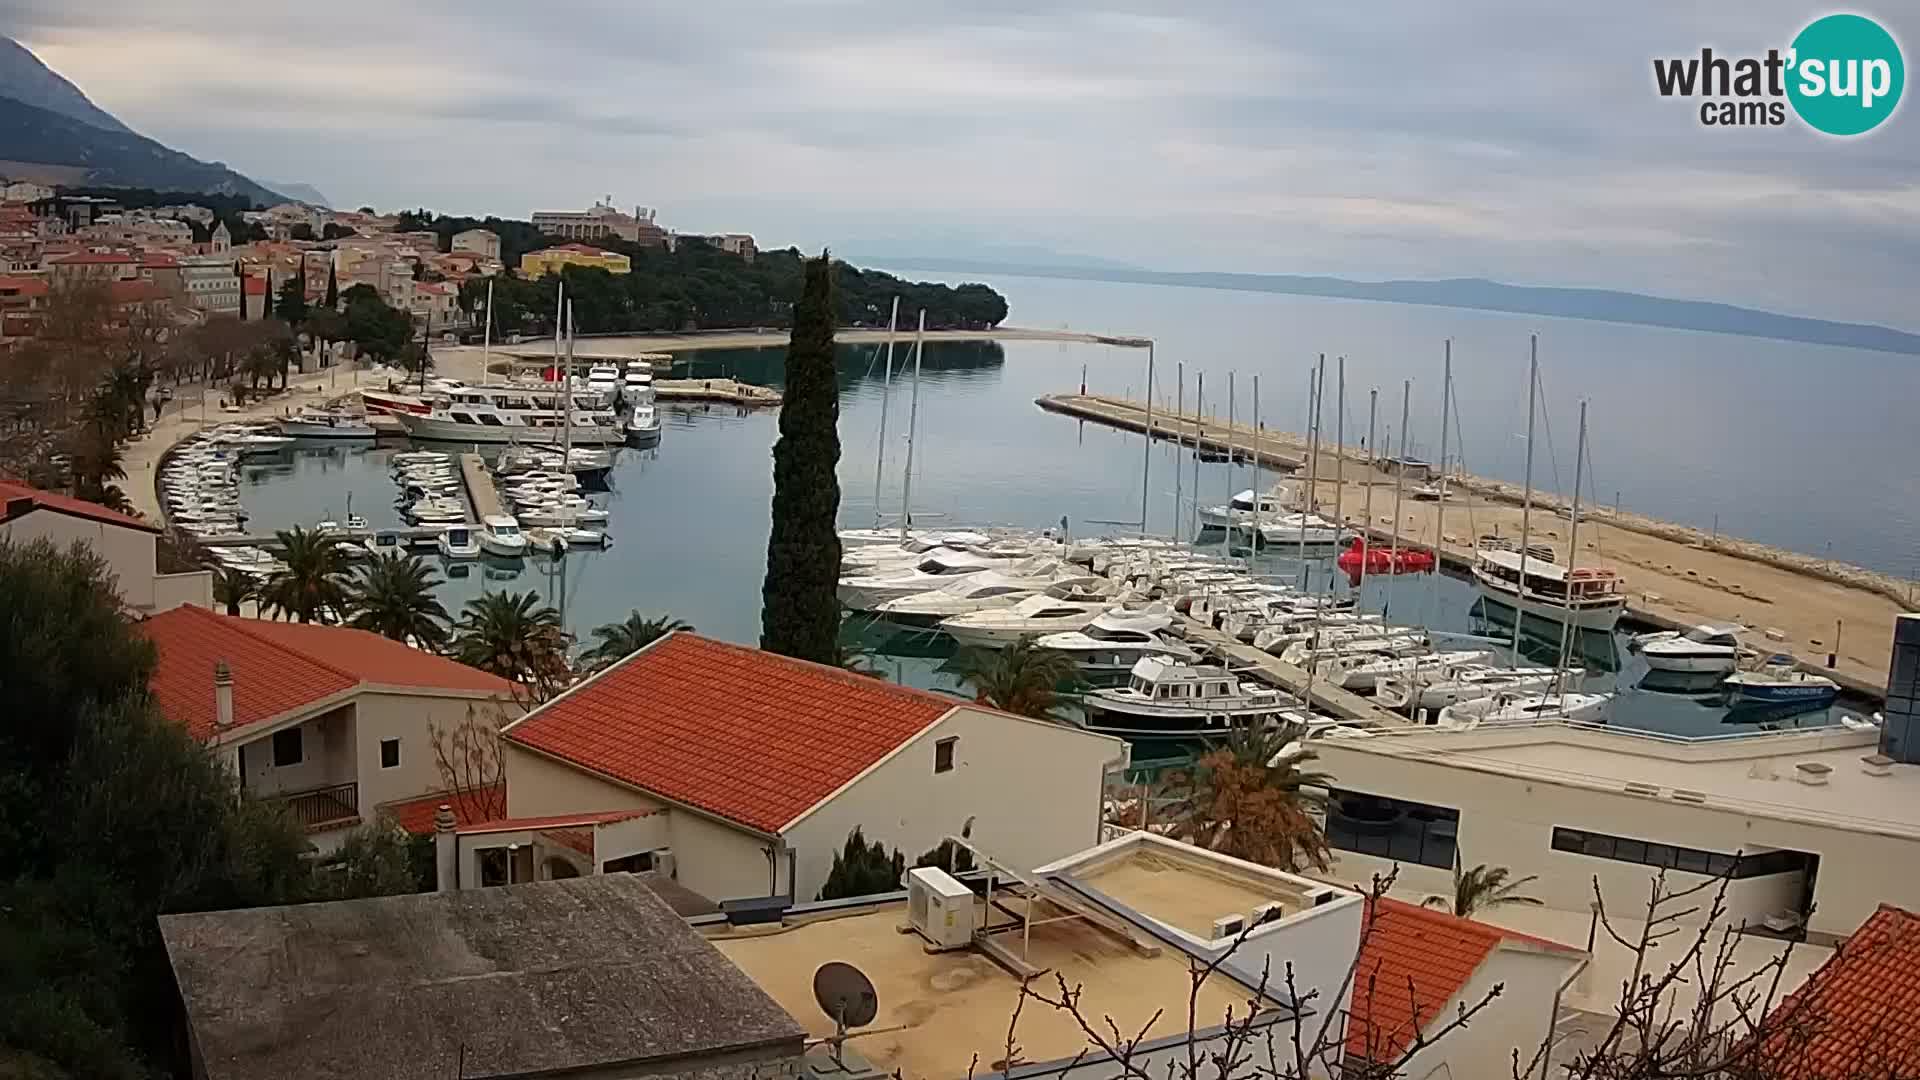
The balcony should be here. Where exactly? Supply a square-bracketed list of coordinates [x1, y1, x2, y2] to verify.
[276, 782, 360, 832]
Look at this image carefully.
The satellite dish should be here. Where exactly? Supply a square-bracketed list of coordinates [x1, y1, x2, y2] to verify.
[813, 961, 879, 1029]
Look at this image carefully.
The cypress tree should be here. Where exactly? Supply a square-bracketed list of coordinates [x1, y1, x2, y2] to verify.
[235, 261, 247, 321]
[262, 267, 272, 321]
[759, 252, 842, 663]
[323, 260, 338, 310]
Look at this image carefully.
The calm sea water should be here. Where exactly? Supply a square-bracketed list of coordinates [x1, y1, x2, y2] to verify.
[232, 275, 1903, 738]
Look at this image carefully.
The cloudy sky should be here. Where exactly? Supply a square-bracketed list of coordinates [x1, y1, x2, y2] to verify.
[7, 2, 1917, 326]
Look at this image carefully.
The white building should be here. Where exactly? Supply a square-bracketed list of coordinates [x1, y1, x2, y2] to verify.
[450, 228, 500, 260]
[178, 255, 240, 315]
[532, 200, 668, 247]
[2, 180, 53, 202]
[0, 479, 209, 613]
[492, 631, 1131, 906]
[1309, 720, 1920, 941]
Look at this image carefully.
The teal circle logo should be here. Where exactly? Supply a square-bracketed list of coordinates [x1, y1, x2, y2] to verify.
[1787, 14, 1904, 135]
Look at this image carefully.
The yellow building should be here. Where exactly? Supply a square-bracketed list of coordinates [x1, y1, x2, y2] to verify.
[520, 243, 632, 278]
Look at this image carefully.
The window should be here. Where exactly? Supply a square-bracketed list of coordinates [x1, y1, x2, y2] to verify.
[934, 737, 957, 774]
[1326, 789, 1459, 869]
[1550, 828, 1811, 879]
[380, 738, 400, 769]
[271, 727, 303, 767]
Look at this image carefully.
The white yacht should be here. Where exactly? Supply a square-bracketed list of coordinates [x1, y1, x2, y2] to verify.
[837, 551, 1027, 610]
[1278, 631, 1431, 668]
[939, 595, 1150, 650]
[874, 572, 1101, 625]
[277, 410, 377, 439]
[1435, 690, 1612, 728]
[1198, 488, 1292, 529]
[515, 500, 610, 527]
[1079, 657, 1305, 740]
[392, 383, 622, 445]
[1471, 537, 1626, 631]
[364, 530, 407, 559]
[1033, 608, 1198, 677]
[437, 525, 481, 560]
[1252, 513, 1347, 547]
[478, 514, 529, 558]
[1723, 659, 1840, 709]
[1631, 623, 1751, 674]
[1376, 666, 1582, 713]
[1315, 649, 1497, 693]
[622, 366, 655, 403]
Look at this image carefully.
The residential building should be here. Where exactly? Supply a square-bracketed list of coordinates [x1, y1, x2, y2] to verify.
[0, 479, 209, 612]
[1, 180, 53, 202]
[532, 200, 668, 247]
[137, 605, 516, 852]
[46, 249, 139, 284]
[1308, 720, 1920, 941]
[494, 632, 1129, 906]
[451, 227, 500, 260]
[709, 831, 1364, 1080]
[0, 273, 48, 338]
[179, 255, 240, 315]
[1760, 903, 1920, 1077]
[520, 242, 632, 277]
[137, 251, 183, 294]
[160, 875, 809, 1080]
[409, 279, 460, 328]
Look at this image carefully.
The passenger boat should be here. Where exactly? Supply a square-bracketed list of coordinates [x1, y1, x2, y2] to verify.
[1723, 659, 1839, 708]
[1078, 657, 1306, 740]
[391, 383, 622, 445]
[1470, 537, 1625, 631]
[1631, 623, 1752, 674]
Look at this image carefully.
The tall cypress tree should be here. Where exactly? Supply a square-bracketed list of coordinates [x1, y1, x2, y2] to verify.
[760, 252, 842, 663]
[235, 261, 247, 321]
[323, 260, 338, 310]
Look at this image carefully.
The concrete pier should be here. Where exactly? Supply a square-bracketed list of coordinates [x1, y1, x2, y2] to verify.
[458, 454, 500, 522]
[654, 379, 783, 407]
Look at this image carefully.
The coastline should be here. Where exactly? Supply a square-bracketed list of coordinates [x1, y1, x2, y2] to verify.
[449, 325, 1148, 363]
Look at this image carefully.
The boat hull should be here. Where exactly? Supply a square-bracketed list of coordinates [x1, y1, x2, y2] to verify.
[1472, 581, 1623, 631]
[941, 621, 1089, 649]
[394, 414, 623, 445]
[1641, 649, 1738, 674]
[1726, 681, 1838, 707]
[279, 419, 377, 439]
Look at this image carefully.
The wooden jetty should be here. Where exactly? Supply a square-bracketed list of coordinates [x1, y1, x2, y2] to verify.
[1182, 619, 1411, 727]
[655, 379, 782, 407]
[458, 453, 501, 521]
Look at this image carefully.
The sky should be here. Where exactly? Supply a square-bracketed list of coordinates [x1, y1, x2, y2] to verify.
[6, 2, 1918, 328]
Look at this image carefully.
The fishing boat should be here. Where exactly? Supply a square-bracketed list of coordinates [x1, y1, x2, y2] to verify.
[1435, 690, 1613, 728]
[1376, 666, 1582, 712]
[1630, 623, 1752, 674]
[436, 525, 481, 560]
[1723, 659, 1839, 708]
[277, 410, 377, 439]
[1078, 657, 1304, 740]
[1471, 537, 1626, 631]
[874, 572, 1102, 626]
[624, 402, 662, 444]
[938, 595, 1151, 649]
[478, 514, 529, 558]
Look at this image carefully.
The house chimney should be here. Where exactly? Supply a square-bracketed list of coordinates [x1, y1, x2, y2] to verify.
[213, 660, 234, 731]
[434, 804, 458, 892]
[1882, 614, 1920, 764]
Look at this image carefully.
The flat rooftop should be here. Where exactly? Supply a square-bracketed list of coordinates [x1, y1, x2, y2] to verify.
[709, 900, 1271, 1079]
[1069, 844, 1312, 939]
[160, 876, 804, 1080]
[1317, 724, 1920, 839]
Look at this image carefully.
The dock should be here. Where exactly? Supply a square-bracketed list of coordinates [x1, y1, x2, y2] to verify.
[458, 453, 501, 521]
[1046, 391, 1908, 696]
[655, 379, 783, 407]
[1182, 619, 1411, 727]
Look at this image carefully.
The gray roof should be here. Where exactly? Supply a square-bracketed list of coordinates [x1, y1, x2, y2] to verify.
[159, 875, 805, 1080]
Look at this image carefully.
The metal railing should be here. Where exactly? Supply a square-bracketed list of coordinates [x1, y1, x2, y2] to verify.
[277, 782, 360, 830]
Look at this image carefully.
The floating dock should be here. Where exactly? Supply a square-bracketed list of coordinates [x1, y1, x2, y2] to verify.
[458, 453, 501, 521]
[655, 379, 782, 407]
[1182, 619, 1411, 727]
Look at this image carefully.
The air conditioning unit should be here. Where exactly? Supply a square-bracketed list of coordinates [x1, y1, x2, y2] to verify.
[650, 849, 676, 879]
[905, 866, 976, 951]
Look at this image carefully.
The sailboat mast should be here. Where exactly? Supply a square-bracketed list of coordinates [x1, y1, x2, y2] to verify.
[1333, 357, 1344, 552]
[1251, 374, 1261, 548]
[1173, 362, 1184, 544]
[871, 296, 899, 527]
[1225, 372, 1235, 554]
[1357, 389, 1377, 605]
[898, 310, 925, 542]
[480, 278, 494, 387]
[552, 279, 564, 378]
[1390, 380, 1410, 569]
[1555, 400, 1590, 700]
[1140, 342, 1154, 538]
[1515, 336, 1540, 665]
[564, 301, 575, 458]
[1192, 372, 1204, 543]
[1426, 340, 1452, 630]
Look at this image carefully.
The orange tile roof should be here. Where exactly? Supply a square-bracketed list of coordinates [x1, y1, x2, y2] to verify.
[1763, 904, 1920, 1079]
[504, 633, 957, 834]
[456, 809, 657, 835]
[108, 280, 169, 306]
[0, 276, 48, 297]
[1347, 897, 1577, 1062]
[379, 784, 505, 835]
[50, 250, 136, 265]
[139, 606, 512, 741]
[0, 476, 156, 532]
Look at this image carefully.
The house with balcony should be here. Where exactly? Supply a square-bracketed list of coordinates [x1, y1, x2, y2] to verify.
[138, 605, 516, 851]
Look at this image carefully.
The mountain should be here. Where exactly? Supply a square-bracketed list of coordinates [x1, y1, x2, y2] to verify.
[0, 36, 132, 135]
[0, 94, 283, 205]
[263, 180, 331, 207]
[876, 260, 1920, 357]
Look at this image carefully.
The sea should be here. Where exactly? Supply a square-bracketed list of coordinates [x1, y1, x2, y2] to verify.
[229, 273, 1913, 741]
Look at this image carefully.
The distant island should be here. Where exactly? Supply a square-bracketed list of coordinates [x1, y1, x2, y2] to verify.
[873, 260, 1920, 357]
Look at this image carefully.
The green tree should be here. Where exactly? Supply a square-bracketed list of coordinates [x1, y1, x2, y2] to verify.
[817, 826, 905, 901]
[275, 273, 307, 325]
[234, 262, 247, 321]
[341, 286, 412, 363]
[322, 259, 338, 308]
[1425, 863, 1544, 918]
[322, 222, 356, 242]
[915, 838, 975, 874]
[581, 610, 691, 672]
[957, 638, 1080, 720]
[760, 252, 842, 663]
[288, 223, 316, 242]
[452, 590, 571, 701]
[211, 565, 259, 616]
[1164, 720, 1333, 873]
[315, 816, 429, 899]
[260, 525, 351, 622]
[346, 552, 449, 649]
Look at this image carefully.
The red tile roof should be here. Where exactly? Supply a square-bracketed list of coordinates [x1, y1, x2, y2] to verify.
[0, 476, 156, 532]
[1763, 904, 1920, 1079]
[456, 809, 657, 835]
[50, 250, 136, 265]
[1346, 898, 1578, 1062]
[139, 606, 512, 741]
[108, 280, 169, 306]
[379, 785, 505, 835]
[0, 275, 48, 298]
[504, 633, 957, 834]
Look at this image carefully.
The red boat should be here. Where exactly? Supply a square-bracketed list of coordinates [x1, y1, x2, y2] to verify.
[1338, 536, 1435, 584]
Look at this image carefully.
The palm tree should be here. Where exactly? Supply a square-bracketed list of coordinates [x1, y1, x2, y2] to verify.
[1164, 720, 1334, 872]
[581, 610, 691, 671]
[66, 429, 126, 497]
[347, 552, 449, 649]
[211, 566, 259, 617]
[955, 638, 1080, 720]
[1425, 863, 1543, 918]
[260, 526, 351, 623]
[452, 590, 571, 698]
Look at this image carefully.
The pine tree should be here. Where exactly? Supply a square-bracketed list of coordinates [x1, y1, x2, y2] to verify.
[323, 259, 338, 310]
[759, 252, 842, 663]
